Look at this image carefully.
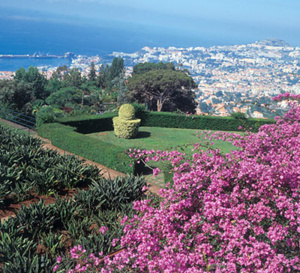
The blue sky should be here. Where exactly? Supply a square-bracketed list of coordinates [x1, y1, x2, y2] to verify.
[1, 0, 300, 47]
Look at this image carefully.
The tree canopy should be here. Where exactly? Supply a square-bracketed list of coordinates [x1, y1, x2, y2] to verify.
[128, 68, 197, 112]
[14, 66, 48, 100]
[132, 62, 175, 75]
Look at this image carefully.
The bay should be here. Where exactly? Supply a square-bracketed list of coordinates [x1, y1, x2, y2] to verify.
[0, 57, 72, 71]
[0, 14, 224, 71]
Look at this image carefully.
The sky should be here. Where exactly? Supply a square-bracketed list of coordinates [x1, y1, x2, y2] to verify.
[1, 0, 300, 49]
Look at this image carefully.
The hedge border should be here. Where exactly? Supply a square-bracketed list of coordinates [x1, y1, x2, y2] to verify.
[38, 123, 134, 174]
[57, 111, 274, 134]
[39, 112, 274, 174]
[139, 112, 275, 132]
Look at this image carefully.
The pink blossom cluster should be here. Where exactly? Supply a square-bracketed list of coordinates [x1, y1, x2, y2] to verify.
[186, 112, 195, 118]
[272, 92, 300, 101]
[56, 104, 300, 272]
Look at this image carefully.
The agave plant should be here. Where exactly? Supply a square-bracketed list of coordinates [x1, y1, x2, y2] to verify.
[52, 196, 81, 230]
[90, 175, 147, 210]
[1, 252, 57, 273]
[40, 232, 64, 257]
[14, 200, 56, 240]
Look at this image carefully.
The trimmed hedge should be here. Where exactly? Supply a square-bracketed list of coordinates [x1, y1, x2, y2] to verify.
[38, 123, 134, 174]
[56, 111, 274, 134]
[139, 111, 275, 132]
[57, 112, 117, 134]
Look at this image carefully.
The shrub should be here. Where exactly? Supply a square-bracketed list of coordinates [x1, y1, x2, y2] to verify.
[55, 109, 273, 134]
[118, 104, 135, 120]
[35, 106, 55, 127]
[113, 104, 141, 139]
[112, 118, 141, 139]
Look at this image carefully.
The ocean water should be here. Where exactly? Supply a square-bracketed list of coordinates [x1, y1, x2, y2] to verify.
[0, 16, 208, 56]
[0, 13, 233, 71]
[0, 57, 72, 72]
[0, 10, 287, 72]
[0, 16, 185, 71]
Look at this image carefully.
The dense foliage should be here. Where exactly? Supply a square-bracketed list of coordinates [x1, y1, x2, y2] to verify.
[132, 62, 175, 75]
[58, 112, 117, 134]
[128, 64, 197, 112]
[0, 58, 126, 121]
[60, 101, 300, 272]
[1, 175, 147, 272]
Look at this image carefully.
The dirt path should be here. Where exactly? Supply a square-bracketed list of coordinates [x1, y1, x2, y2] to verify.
[0, 118, 162, 196]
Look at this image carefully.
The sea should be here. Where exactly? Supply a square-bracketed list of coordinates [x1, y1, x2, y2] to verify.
[0, 12, 294, 72]
[0, 10, 255, 72]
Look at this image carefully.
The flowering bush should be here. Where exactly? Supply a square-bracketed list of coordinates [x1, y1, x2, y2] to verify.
[56, 102, 300, 272]
[272, 92, 300, 101]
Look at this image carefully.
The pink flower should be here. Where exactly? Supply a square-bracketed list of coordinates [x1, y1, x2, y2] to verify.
[56, 256, 62, 264]
[152, 167, 161, 176]
[99, 226, 108, 235]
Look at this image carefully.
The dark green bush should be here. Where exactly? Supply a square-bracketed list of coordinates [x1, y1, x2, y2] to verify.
[131, 102, 147, 120]
[0, 125, 103, 196]
[55, 110, 274, 134]
[36, 106, 55, 127]
[57, 112, 117, 134]
[1, 252, 57, 273]
[14, 200, 56, 240]
[139, 111, 274, 132]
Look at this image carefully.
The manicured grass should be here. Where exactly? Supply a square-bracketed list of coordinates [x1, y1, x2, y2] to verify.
[87, 126, 238, 155]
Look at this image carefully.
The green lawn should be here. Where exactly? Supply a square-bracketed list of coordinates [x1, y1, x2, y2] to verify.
[87, 126, 238, 155]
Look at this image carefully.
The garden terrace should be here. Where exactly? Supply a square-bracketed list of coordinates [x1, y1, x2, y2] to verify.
[38, 110, 272, 175]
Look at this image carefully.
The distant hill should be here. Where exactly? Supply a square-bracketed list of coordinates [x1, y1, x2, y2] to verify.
[256, 39, 291, 47]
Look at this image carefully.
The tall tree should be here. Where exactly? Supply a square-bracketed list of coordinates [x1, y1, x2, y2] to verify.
[14, 66, 48, 100]
[0, 80, 32, 111]
[111, 69, 128, 106]
[108, 58, 124, 81]
[63, 68, 82, 88]
[88, 62, 97, 82]
[128, 69, 197, 112]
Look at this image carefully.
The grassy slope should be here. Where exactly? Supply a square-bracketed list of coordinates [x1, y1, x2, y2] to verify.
[0, 120, 35, 136]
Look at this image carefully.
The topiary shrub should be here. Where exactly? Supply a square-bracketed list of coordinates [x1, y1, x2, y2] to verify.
[113, 104, 141, 139]
[118, 104, 135, 120]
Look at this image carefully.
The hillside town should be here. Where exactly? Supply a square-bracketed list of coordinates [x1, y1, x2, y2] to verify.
[1, 39, 300, 118]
